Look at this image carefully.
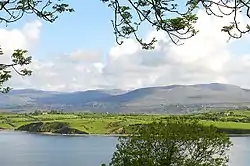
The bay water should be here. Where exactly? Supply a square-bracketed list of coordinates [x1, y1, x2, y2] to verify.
[0, 131, 249, 166]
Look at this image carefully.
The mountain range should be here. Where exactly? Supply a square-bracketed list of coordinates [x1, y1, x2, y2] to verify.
[1, 83, 250, 113]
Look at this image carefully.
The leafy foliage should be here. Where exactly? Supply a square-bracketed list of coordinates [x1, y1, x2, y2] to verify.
[0, 0, 74, 92]
[102, 0, 250, 49]
[0, 0, 74, 24]
[196, 0, 250, 40]
[105, 118, 232, 166]
[102, 0, 199, 49]
[0, 48, 32, 93]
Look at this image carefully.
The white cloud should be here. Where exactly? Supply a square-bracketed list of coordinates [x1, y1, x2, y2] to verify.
[3, 9, 250, 92]
[0, 29, 28, 56]
[0, 20, 42, 88]
[22, 20, 42, 42]
[0, 20, 42, 55]
[0, 20, 42, 67]
[67, 50, 104, 63]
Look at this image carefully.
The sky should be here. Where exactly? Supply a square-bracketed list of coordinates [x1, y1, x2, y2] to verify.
[1, 1, 250, 92]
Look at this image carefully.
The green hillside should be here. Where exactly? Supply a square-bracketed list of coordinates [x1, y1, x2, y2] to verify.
[1, 110, 250, 135]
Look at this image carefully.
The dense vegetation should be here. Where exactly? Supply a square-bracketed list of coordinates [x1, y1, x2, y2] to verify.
[104, 119, 232, 166]
[1, 110, 250, 135]
[17, 122, 88, 134]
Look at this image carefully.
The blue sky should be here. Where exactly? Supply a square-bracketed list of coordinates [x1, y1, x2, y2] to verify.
[36, 0, 115, 59]
[1, 1, 117, 60]
[1, 1, 250, 91]
[1, 0, 248, 60]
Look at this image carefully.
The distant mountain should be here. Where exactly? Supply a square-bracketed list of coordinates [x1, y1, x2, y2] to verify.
[1, 83, 250, 113]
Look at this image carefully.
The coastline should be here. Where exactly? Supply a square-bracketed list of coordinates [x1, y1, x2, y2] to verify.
[34, 132, 128, 137]
[0, 129, 127, 137]
[32, 132, 250, 137]
[1, 129, 250, 137]
[228, 134, 250, 137]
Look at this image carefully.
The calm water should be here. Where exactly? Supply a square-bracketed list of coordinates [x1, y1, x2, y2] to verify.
[0, 131, 249, 166]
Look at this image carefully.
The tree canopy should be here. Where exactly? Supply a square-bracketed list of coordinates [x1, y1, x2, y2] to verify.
[102, 0, 250, 49]
[105, 119, 232, 166]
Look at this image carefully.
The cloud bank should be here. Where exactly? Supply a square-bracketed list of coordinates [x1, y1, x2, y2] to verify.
[1, 9, 250, 91]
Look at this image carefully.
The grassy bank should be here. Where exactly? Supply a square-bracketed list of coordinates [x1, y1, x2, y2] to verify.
[1, 110, 250, 135]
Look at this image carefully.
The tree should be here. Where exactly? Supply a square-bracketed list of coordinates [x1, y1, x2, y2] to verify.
[1, 0, 250, 91]
[105, 118, 232, 166]
[0, 0, 74, 93]
[0, 49, 32, 93]
[102, 0, 250, 49]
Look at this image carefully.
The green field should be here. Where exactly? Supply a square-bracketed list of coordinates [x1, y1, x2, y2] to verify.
[1, 110, 250, 134]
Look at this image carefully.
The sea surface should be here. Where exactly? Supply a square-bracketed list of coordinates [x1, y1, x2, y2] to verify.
[0, 131, 249, 166]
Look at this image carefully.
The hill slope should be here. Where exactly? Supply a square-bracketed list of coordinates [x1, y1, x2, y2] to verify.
[1, 83, 250, 113]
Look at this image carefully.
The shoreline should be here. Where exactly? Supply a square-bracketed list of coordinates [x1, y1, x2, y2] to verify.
[34, 132, 128, 137]
[228, 134, 250, 137]
[0, 129, 127, 137]
[1, 129, 250, 137]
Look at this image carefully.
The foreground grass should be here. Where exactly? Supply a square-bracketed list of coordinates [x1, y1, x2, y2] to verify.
[1, 110, 250, 134]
